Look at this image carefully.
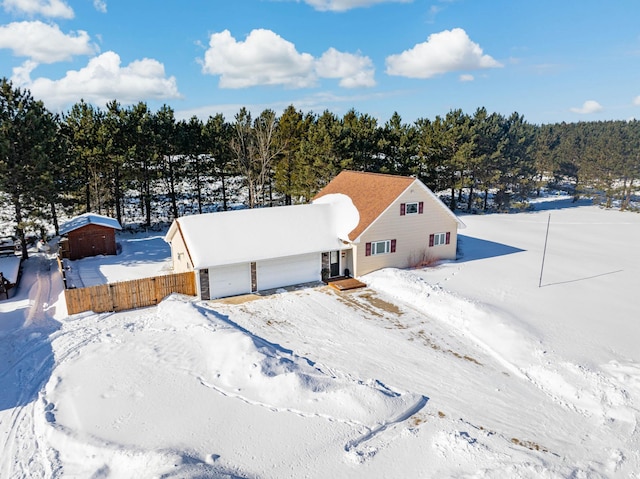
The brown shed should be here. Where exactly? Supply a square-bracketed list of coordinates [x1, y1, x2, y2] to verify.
[59, 213, 122, 260]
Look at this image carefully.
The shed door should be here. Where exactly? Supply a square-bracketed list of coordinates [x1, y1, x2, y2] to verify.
[257, 253, 320, 291]
[209, 263, 251, 299]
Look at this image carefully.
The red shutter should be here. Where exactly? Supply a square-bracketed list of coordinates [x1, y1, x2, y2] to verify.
[365, 242, 372, 256]
[429, 234, 434, 247]
[390, 239, 396, 253]
[418, 201, 424, 214]
[400, 203, 406, 216]
[445, 232, 451, 245]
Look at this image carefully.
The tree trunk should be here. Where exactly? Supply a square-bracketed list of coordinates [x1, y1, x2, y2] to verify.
[13, 194, 28, 260]
[114, 164, 122, 225]
[221, 170, 228, 211]
[50, 201, 60, 236]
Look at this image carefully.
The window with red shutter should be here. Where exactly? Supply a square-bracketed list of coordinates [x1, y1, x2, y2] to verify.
[445, 232, 451, 244]
[365, 242, 372, 256]
[400, 203, 406, 216]
[429, 234, 434, 247]
[418, 201, 424, 214]
[390, 239, 396, 253]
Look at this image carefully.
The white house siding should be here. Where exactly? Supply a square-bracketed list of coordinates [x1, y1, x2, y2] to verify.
[354, 182, 458, 276]
[209, 263, 252, 299]
[257, 253, 321, 291]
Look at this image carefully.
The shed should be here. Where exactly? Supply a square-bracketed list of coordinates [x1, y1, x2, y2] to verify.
[59, 213, 122, 260]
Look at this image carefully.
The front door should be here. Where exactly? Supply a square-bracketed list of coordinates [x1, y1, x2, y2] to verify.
[330, 250, 340, 277]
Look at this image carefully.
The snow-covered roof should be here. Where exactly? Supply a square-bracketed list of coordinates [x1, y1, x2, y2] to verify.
[59, 213, 122, 236]
[166, 196, 359, 269]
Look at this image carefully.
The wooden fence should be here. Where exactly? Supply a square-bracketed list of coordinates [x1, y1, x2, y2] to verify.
[64, 271, 197, 315]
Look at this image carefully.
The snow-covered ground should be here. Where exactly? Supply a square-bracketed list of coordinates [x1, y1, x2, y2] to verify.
[1, 199, 639, 478]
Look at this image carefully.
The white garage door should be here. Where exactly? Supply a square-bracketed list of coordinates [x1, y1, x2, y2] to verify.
[209, 263, 251, 299]
[257, 253, 320, 291]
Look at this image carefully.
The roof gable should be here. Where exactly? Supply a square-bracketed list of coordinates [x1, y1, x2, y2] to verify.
[313, 171, 465, 240]
[313, 171, 415, 240]
[59, 213, 122, 235]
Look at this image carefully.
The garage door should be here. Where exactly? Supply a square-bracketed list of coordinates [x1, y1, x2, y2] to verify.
[257, 253, 320, 291]
[209, 263, 251, 299]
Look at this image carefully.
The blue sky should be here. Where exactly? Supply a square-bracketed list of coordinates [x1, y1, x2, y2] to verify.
[1, 0, 639, 125]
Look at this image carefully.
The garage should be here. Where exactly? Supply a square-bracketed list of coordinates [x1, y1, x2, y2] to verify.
[257, 253, 320, 291]
[209, 263, 251, 299]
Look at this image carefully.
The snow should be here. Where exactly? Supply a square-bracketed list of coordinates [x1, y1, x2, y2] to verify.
[166, 201, 357, 269]
[1, 200, 640, 478]
[312, 193, 360, 242]
[59, 213, 122, 235]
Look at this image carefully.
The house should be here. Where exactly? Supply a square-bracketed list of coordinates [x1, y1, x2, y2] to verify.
[165, 171, 464, 300]
[59, 213, 122, 260]
[313, 171, 465, 276]
[165, 196, 359, 300]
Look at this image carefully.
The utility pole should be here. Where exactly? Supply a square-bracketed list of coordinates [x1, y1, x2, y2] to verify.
[539, 213, 551, 288]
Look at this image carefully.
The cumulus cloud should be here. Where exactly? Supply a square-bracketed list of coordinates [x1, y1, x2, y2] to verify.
[459, 73, 474, 82]
[633, 96, 640, 106]
[316, 48, 375, 88]
[2, 0, 73, 18]
[0, 21, 97, 63]
[201, 29, 375, 89]
[570, 100, 603, 114]
[14, 51, 181, 109]
[301, 0, 411, 12]
[385, 28, 502, 78]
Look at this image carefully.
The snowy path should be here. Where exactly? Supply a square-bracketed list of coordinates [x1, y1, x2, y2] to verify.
[0, 255, 63, 478]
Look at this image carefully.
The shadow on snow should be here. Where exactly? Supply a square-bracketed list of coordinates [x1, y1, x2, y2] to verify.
[456, 235, 525, 263]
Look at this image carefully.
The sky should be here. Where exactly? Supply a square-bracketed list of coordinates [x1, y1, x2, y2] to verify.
[1, 0, 640, 125]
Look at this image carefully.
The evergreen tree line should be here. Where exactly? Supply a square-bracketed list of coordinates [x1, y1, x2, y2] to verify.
[1, 78, 639, 258]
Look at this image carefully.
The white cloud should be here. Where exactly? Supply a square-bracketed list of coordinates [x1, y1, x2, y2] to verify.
[459, 73, 474, 82]
[1, 0, 73, 18]
[93, 0, 106, 13]
[201, 29, 315, 88]
[633, 96, 640, 106]
[316, 48, 375, 88]
[0, 21, 97, 63]
[14, 51, 181, 109]
[385, 28, 502, 78]
[201, 29, 375, 89]
[570, 100, 603, 114]
[301, 0, 411, 12]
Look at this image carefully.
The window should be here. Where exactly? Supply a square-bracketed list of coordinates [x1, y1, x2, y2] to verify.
[373, 240, 390, 255]
[400, 201, 424, 215]
[365, 239, 397, 256]
[429, 232, 451, 247]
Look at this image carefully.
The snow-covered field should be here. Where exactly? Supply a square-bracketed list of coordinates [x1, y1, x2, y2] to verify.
[1, 198, 639, 478]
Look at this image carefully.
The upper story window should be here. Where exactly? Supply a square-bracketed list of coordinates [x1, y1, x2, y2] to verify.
[405, 202, 418, 215]
[400, 201, 423, 215]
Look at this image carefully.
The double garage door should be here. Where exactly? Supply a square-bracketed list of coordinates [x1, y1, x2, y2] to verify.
[207, 253, 321, 299]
